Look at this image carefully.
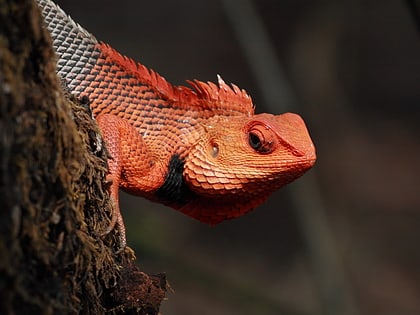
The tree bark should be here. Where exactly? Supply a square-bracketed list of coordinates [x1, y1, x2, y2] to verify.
[0, 0, 167, 314]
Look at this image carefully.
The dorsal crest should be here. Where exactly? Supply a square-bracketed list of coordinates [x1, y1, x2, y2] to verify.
[99, 43, 255, 116]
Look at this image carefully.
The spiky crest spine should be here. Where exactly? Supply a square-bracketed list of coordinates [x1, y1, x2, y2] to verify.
[99, 43, 255, 116]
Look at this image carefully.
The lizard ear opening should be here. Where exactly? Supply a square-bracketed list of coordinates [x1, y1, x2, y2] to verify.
[210, 142, 219, 158]
[247, 122, 276, 154]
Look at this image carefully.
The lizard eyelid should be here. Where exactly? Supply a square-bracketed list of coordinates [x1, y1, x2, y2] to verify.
[247, 123, 276, 154]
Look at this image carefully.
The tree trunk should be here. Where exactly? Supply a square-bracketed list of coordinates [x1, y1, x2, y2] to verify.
[0, 0, 167, 314]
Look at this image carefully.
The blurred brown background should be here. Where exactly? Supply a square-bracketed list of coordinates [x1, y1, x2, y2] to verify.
[55, 0, 420, 314]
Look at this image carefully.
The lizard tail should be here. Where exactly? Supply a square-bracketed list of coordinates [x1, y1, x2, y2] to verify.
[36, 0, 100, 98]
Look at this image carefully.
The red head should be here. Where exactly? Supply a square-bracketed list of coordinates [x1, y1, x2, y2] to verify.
[179, 111, 316, 224]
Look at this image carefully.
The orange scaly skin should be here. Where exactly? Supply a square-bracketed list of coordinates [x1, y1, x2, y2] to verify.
[37, 0, 316, 248]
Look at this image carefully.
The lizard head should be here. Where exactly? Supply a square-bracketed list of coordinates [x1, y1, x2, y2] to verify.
[177, 112, 316, 224]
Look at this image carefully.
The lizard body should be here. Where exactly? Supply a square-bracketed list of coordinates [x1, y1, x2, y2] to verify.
[36, 0, 316, 247]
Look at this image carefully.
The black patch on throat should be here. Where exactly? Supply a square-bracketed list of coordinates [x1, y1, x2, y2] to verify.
[155, 154, 194, 205]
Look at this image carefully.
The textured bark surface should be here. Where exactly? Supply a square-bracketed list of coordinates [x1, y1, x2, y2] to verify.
[0, 0, 167, 314]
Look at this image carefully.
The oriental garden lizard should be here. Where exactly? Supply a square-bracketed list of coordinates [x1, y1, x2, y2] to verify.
[36, 0, 316, 249]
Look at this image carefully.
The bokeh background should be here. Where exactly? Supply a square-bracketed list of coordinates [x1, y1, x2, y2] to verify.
[55, 0, 420, 314]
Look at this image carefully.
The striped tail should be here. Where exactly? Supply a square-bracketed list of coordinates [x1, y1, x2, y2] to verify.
[36, 0, 101, 98]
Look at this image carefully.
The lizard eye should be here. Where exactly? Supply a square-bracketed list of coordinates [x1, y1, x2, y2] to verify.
[247, 123, 276, 154]
[249, 132, 262, 150]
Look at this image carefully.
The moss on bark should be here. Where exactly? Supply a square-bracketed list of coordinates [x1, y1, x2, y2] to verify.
[0, 0, 167, 314]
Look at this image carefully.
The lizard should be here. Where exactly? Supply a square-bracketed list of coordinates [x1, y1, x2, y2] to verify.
[36, 0, 316, 249]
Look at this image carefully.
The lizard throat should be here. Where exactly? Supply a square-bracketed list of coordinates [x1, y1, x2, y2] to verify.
[155, 154, 194, 206]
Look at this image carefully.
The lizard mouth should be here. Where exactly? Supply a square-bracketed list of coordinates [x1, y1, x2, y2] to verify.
[269, 112, 316, 161]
